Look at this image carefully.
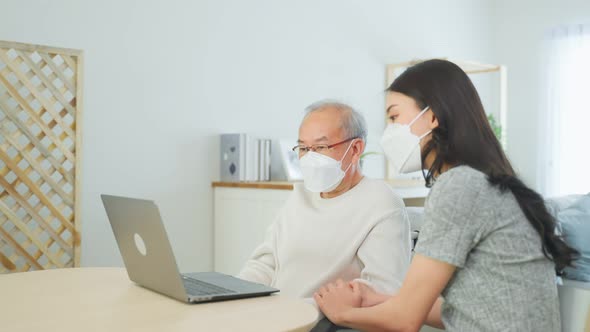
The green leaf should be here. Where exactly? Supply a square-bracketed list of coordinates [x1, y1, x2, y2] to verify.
[360, 151, 381, 160]
[487, 113, 502, 141]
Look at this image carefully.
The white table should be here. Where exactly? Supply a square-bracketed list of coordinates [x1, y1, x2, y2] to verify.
[0, 267, 319, 332]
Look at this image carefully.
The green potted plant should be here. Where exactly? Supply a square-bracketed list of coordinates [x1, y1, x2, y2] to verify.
[487, 113, 502, 142]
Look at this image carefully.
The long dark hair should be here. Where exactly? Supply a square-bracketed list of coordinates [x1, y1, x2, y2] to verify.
[388, 59, 578, 274]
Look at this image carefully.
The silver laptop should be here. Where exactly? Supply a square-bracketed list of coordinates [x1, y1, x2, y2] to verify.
[101, 194, 279, 303]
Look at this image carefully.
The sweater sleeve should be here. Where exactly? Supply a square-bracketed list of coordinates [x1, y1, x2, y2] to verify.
[354, 206, 412, 295]
[236, 218, 278, 286]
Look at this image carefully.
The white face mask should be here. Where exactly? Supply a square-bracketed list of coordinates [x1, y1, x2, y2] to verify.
[299, 141, 354, 193]
[380, 106, 432, 174]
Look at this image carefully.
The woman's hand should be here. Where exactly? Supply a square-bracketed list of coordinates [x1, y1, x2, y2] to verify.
[313, 279, 361, 325]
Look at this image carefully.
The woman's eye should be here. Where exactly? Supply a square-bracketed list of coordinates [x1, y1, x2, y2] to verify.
[388, 115, 398, 122]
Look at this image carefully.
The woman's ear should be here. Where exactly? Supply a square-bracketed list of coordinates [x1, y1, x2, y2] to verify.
[428, 110, 439, 129]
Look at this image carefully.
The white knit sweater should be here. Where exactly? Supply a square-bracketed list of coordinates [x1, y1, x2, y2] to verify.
[237, 177, 411, 299]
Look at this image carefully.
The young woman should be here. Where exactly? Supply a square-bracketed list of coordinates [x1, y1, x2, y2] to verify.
[313, 59, 578, 332]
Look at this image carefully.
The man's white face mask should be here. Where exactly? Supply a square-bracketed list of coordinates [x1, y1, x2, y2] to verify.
[299, 140, 354, 193]
[380, 106, 432, 174]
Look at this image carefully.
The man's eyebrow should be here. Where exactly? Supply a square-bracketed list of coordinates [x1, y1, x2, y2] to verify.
[298, 136, 329, 144]
[314, 136, 329, 142]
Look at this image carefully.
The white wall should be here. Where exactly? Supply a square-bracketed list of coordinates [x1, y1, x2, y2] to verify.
[491, 0, 590, 190]
[0, 0, 494, 271]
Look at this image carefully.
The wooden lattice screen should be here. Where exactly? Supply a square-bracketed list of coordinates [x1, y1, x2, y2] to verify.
[0, 41, 83, 273]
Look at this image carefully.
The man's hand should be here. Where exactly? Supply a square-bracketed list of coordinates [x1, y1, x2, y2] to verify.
[350, 281, 390, 307]
[313, 279, 361, 325]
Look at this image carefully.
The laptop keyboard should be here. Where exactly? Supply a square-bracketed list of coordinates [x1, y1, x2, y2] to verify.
[182, 277, 236, 296]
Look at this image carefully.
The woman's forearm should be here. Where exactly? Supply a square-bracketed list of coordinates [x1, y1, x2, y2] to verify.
[346, 296, 444, 331]
[317, 255, 455, 332]
[340, 299, 420, 332]
[363, 291, 392, 307]
[425, 297, 444, 329]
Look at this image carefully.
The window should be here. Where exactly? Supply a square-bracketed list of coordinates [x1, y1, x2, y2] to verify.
[540, 24, 590, 196]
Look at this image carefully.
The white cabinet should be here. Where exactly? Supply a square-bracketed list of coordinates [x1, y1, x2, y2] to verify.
[212, 181, 429, 275]
[213, 184, 292, 275]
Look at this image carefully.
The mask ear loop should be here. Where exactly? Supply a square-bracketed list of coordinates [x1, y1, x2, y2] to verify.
[339, 139, 355, 162]
[419, 130, 432, 140]
[409, 106, 433, 140]
[343, 159, 354, 173]
[408, 106, 430, 127]
[340, 139, 358, 173]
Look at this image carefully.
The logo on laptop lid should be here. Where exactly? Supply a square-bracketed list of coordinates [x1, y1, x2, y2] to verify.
[134, 233, 147, 256]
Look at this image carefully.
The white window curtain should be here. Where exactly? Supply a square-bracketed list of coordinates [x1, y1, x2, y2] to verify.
[538, 24, 590, 197]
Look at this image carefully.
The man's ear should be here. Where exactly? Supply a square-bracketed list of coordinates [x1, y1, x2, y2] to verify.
[352, 139, 365, 163]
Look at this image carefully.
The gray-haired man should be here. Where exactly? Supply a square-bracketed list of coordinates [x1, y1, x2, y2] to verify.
[238, 100, 411, 329]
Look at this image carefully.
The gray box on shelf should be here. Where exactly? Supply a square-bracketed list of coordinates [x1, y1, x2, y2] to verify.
[220, 133, 245, 182]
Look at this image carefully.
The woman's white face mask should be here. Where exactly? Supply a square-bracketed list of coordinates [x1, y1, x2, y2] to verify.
[299, 141, 354, 193]
[380, 106, 432, 174]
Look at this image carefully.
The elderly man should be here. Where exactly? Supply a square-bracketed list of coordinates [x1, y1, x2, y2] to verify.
[238, 100, 411, 315]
